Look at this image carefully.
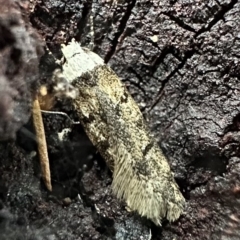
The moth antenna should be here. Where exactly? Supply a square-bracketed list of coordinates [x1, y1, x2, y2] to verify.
[88, 6, 95, 51]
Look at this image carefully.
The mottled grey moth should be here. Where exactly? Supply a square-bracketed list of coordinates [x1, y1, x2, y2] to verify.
[59, 39, 185, 225]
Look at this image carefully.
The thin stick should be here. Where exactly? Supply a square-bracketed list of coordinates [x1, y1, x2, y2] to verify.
[32, 94, 52, 191]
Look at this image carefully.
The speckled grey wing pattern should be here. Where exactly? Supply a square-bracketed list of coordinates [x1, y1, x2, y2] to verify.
[61, 40, 185, 225]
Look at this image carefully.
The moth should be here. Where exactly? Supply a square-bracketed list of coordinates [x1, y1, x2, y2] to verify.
[56, 39, 185, 225]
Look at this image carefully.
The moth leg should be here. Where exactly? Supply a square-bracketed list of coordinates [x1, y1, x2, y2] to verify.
[32, 67, 78, 191]
[40, 110, 80, 125]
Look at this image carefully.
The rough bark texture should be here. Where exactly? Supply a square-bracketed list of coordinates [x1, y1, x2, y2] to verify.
[0, 0, 240, 239]
[0, 0, 43, 140]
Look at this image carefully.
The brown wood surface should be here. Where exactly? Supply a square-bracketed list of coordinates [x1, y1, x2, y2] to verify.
[0, 0, 240, 239]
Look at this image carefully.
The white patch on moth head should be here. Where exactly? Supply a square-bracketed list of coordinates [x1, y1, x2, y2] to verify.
[61, 39, 104, 83]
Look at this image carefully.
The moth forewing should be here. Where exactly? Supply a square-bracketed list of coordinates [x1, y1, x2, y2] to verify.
[60, 39, 185, 225]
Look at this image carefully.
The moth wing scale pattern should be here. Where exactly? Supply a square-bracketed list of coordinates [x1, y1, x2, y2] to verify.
[60, 40, 185, 225]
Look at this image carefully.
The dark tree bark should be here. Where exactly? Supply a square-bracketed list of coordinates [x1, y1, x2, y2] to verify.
[0, 0, 240, 239]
